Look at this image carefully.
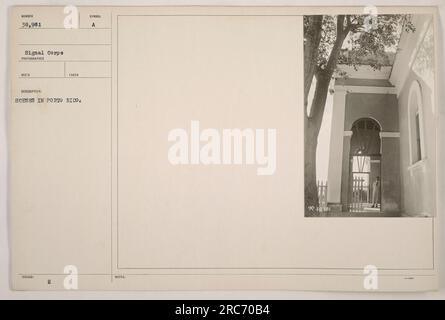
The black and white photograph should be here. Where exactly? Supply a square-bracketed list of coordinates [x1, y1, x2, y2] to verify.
[2, 1, 444, 299]
[304, 14, 437, 217]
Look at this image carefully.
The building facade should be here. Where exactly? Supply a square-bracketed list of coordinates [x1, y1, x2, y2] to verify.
[326, 14, 436, 217]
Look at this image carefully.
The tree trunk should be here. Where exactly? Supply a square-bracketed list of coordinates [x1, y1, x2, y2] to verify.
[304, 73, 332, 211]
[304, 16, 323, 109]
[304, 15, 349, 212]
[305, 122, 319, 211]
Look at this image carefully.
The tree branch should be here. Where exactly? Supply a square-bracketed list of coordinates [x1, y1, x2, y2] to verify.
[325, 15, 349, 73]
[303, 15, 323, 116]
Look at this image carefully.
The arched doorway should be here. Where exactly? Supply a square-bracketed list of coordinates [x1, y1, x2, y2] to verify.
[349, 118, 381, 212]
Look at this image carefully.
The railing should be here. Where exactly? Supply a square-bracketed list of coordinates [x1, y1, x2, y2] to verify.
[310, 178, 379, 215]
[317, 180, 329, 213]
[349, 177, 369, 212]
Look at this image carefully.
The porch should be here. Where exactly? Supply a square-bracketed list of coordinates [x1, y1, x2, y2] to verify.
[306, 179, 402, 217]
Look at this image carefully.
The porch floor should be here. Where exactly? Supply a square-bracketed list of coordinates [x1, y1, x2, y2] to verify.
[307, 211, 402, 217]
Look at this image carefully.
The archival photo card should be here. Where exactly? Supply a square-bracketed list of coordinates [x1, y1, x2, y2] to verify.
[8, 6, 440, 292]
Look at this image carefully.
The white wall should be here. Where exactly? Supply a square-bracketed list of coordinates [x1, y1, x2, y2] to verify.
[391, 15, 437, 216]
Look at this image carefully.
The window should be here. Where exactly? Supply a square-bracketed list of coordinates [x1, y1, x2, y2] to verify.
[408, 81, 425, 165]
[415, 112, 422, 162]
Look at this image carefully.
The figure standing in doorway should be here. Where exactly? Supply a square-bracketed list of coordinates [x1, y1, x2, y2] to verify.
[371, 176, 380, 208]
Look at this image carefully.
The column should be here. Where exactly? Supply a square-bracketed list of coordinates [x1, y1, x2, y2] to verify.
[380, 132, 401, 213]
[340, 131, 352, 212]
[327, 87, 347, 205]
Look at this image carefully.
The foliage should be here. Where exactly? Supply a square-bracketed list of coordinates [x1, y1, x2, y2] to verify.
[304, 14, 415, 77]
